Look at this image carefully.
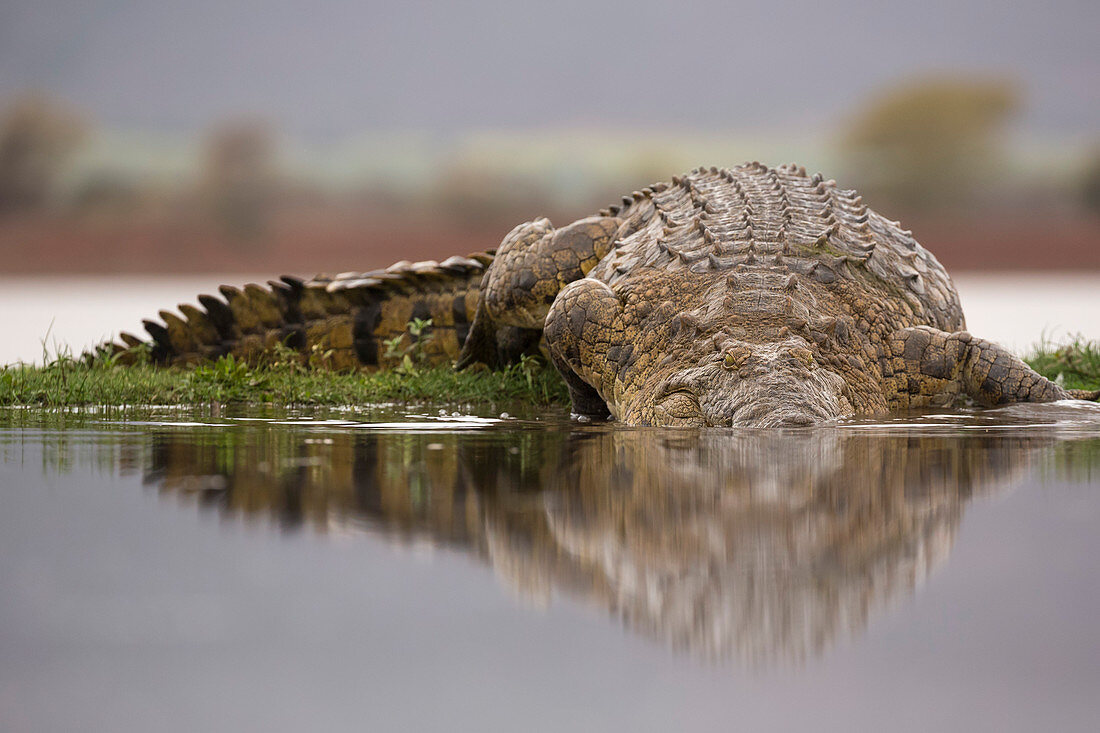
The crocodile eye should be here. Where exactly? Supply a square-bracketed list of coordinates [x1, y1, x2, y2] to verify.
[723, 345, 751, 370]
[790, 347, 815, 368]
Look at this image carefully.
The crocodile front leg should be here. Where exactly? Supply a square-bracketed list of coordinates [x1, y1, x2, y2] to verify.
[544, 278, 626, 419]
[886, 326, 1096, 408]
[457, 216, 620, 368]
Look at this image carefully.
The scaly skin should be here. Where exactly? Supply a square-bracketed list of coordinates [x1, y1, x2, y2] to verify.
[461, 163, 1092, 425]
[109, 254, 499, 369]
[114, 161, 1095, 423]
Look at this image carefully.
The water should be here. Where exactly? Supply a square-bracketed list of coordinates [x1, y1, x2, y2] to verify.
[3, 276, 1100, 730]
[2, 273, 1100, 364]
[3, 402, 1100, 732]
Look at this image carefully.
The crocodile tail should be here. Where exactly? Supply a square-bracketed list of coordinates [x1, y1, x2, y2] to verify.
[103, 253, 496, 369]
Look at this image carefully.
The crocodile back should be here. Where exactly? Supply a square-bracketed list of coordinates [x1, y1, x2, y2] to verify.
[589, 163, 963, 333]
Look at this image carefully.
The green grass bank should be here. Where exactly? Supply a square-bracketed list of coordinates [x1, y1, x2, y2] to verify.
[0, 351, 569, 408]
[1, 339, 1098, 409]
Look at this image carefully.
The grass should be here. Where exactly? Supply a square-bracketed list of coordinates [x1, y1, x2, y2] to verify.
[0, 338, 1096, 409]
[0, 347, 570, 408]
[1024, 336, 1100, 392]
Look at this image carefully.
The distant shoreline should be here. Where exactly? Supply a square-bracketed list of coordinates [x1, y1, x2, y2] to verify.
[1, 212, 1097, 276]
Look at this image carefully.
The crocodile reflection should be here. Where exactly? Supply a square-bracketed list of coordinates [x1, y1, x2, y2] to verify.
[144, 423, 1083, 665]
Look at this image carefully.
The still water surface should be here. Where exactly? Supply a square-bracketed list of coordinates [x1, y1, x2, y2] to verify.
[2, 402, 1100, 732]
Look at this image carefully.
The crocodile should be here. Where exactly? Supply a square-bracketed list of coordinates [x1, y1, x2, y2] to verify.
[110, 162, 1098, 426]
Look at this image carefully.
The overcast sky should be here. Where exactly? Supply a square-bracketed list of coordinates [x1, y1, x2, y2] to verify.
[0, 0, 1096, 140]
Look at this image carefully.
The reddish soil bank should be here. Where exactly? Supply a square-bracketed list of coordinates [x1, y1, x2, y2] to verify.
[913, 217, 1100, 272]
[1, 213, 1098, 276]
[0, 214, 505, 277]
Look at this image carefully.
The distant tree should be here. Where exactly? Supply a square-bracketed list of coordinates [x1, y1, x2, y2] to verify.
[842, 78, 1020, 211]
[1081, 150, 1100, 216]
[71, 172, 141, 217]
[0, 94, 88, 214]
[202, 119, 277, 237]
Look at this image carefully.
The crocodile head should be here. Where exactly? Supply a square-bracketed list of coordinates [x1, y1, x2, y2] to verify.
[623, 335, 854, 428]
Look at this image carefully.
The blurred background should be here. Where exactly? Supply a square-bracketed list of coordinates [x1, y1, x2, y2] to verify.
[0, 0, 1098, 360]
